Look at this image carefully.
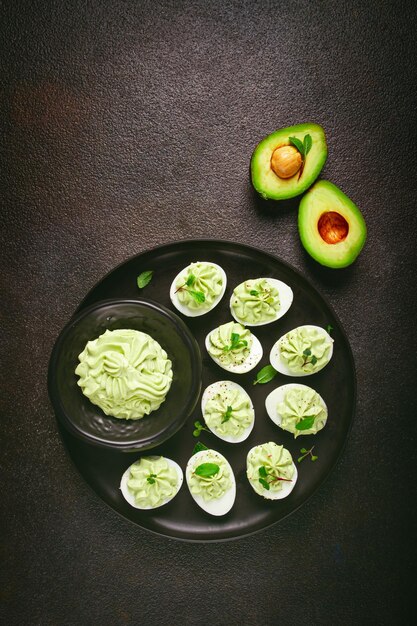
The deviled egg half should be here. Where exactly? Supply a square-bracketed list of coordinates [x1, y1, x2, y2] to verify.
[120, 455, 183, 510]
[186, 449, 236, 516]
[265, 383, 328, 438]
[246, 441, 298, 500]
[170, 261, 227, 317]
[270, 324, 334, 376]
[201, 380, 255, 443]
[230, 277, 293, 326]
[205, 321, 263, 374]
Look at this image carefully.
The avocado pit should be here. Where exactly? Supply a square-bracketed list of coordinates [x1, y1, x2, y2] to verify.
[317, 211, 349, 244]
[270, 145, 302, 179]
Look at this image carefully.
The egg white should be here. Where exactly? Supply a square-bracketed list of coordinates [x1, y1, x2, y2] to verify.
[265, 383, 328, 434]
[205, 326, 263, 374]
[201, 380, 255, 443]
[186, 449, 236, 516]
[120, 456, 183, 510]
[230, 277, 293, 326]
[169, 262, 227, 317]
[270, 324, 334, 377]
[246, 444, 298, 500]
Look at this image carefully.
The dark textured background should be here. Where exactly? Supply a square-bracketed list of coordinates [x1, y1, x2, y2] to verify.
[1, 1, 416, 624]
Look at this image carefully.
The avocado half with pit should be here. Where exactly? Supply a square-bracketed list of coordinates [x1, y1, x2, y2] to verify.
[251, 123, 327, 200]
[298, 180, 367, 268]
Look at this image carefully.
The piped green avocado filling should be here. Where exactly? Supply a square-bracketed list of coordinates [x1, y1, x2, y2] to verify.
[204, 385, 253, 438]
[208, 321, 252, 366]
[231, 278, 280, 324]
[278, 387, 327, 437]
[127, 457, 179, 508]
[279, 327, 331, 374]
[247, 442, 294, 496]
[189, 451, 232, 502]
[75, 329, 173, 420]
[176, 262, 223, 310]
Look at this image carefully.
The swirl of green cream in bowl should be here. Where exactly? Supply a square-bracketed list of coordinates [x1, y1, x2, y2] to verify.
[170, 261, 227, 316]
[265, 383, 328, 437]
[75, 328, 173, 420]
[202, 380, 255, 442]
[246, 441, 297, 499]
[270, 324, 333, 376]
[230, 277, 293, 326]
[120, 456, 183, 509]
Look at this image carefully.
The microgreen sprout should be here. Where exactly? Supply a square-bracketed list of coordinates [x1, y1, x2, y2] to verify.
[193, 420, 210, 437]
[297, 446, 318, 463]
[175, 273, 205, 303]
[258, 465, 292, 490]
[221, 405, 233, 424]
[301, 348, 318, 368]
[222, 332, 248, 352]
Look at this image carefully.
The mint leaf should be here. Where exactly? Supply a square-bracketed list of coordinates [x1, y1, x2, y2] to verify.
[185, 273, 196, 287]
[188, 290, 205, 303]
[195, 463, 220, 478]
[192, 441, 208, 455]
[296, 415, 316, 431]
[253, 365, 278, 385]
[221, 405, 233, 424]
[289, 136, 304, 155]
[258, 466, 268, 478]
[303, 133, 312, 156]
[137, 270, 153, 289]
[259, 478, 270, 490]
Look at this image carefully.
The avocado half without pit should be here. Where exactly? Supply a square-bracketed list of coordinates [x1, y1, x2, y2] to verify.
[298, 180, 367, 268]
[251, 123, 327, 200]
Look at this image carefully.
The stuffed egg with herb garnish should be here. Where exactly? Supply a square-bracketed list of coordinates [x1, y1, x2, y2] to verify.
[169, 261, 227, 317]
[201, 380, 255, 443]
[270, 324, 333, 376]
[265, 383, 328, 437]
[205, 321, 263, 374]
[120, 456, 183, 510]
[186, 449, 236, 516]
[230, 277, 293, 326]
[246, 441, 298, 500]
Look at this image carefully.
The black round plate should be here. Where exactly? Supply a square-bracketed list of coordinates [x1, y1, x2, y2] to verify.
[56, 240, 356, 542]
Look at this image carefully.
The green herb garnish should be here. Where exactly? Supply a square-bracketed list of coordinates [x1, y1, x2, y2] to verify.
[175, 273, 205, 303]
[326, 324, 334, 335]
[258, 465, 292, 490]
[146, 473, 157, 484]
[288, 133, 313, 179]
[250, 289, 259, 296]
[297, 446, 318, 463]
[301, 348, 318, 368]
[137, 270, 153, 289]
[253, 364, 278, 385]
[193, 420, 210, 437]
[223, 332, 248, 352]
[221, 405, 233, 424]
[194, 463, 220, 478]
[192, 441, 209, 455]
[295, 415, 315, 431]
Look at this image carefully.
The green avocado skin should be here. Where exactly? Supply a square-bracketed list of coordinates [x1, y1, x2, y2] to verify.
[250, 123, 327, 201]
[298, 180, 367, 269]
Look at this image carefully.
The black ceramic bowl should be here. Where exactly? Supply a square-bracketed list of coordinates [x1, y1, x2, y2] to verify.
[48, 299, 202, 452]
